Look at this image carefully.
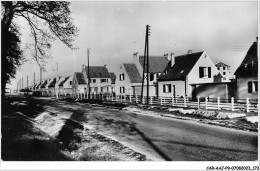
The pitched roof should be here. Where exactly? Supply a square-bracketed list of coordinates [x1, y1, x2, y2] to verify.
[75, 72, 87, 84]
[215, 62, 230, 68]
[84, 66, 111, 78]
[158, 51, 204, 81]
[139, 56, 169, 73]
[110, 72, 116, 84]
[234, 41, 258, 77]
[48, 78, 57, 87]
[123, 63, 142, 83]
[58, 77, 70, 86]
[40, 80, 48, 88]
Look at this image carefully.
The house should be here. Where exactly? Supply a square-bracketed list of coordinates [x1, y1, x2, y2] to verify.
[215, 62, 234, 82]
[47, 77, 61, 96]
[115, 53, 169, 96]
[35, 80, 44, 91]
[72, 72, 88, 94]
[234, 39, 258, 99]
[58, 76, 73, 96]
[115, 63, 142, 95]
[110, 72, 116, 94]
[158, 51, 221, 99]
[82, 65, 112, 93]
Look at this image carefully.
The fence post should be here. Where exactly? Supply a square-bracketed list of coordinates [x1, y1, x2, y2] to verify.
[130, 94, 132, 102]
[231, 97, 234, 111]
[197, 97, 200, 109]
[121, 95, 122, 102]
[160, 96, 163, 105]
[184, 96, 187, 107]
[217, 97, 220, 110]
[111, 93, 113, 102]
[124, 94, 126, 102]
[136, 95, 138, 103]
[246, 98, 250, 113]
[149, 96, 152, 105]
[205, 97, 208, 110]
[172, 96, 174, 106]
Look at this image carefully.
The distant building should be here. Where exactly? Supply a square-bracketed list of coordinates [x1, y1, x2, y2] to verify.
[215, 62, 233, 82]
[234, 39, 258, 99]
[110, 72, 116, 94]
[81, 65, 112, 93]
[72, 72, 88, 94]
[115, 53, 169, 96]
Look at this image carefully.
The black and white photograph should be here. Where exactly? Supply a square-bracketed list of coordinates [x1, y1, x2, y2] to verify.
[1, 0, 258, 170]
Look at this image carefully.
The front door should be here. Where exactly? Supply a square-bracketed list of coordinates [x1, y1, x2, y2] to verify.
[172, 85, 175, 97]
[191, 85, 196, 100]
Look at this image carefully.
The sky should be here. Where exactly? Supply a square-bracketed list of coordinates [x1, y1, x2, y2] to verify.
[8, 1, 258, 89]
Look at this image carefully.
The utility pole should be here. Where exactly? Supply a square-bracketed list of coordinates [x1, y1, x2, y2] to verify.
[27, 75, 28, 95]
[146, 25, 150, 104]
[140, 25, 151, 104]
[40, 67, 42, 82]
[87, 48, 91, 99]
[34, 72, 35, 92]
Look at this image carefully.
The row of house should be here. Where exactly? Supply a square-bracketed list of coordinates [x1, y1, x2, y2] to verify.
[28, 38, 258, 100]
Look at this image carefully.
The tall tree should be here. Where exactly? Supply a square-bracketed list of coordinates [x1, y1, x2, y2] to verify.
[1, 1, 78, 99]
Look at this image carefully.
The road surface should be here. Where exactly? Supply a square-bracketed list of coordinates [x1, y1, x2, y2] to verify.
[21, 96, 259, 161]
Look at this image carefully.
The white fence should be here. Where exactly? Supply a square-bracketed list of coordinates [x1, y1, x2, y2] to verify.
[69, 92, 258, 113]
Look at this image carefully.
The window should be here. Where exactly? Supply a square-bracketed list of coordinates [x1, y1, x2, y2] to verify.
[91, 79, 96, 83]
[101, 79, 107, 83]
[163, 84, 171, 93]
[150, 73, 154, 81]
[199, 67, 211, 78]
[217, 67, 220, 70]
[223, 77, 226, 80]
[70, 81, 72, 85]
[248, 81, 258, 93]
[120, 74, 125, 81]
[223, 67, 226, 70]
[120, 86, 125, 93]
[223, 72, 226, 75]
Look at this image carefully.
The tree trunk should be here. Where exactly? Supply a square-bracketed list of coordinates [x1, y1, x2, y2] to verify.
[1, 2, 15, 100]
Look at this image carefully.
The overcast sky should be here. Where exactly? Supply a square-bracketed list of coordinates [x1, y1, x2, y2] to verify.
[9, 1, 258, 89]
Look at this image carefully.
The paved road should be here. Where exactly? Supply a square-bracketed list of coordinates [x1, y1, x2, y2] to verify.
[25, 96, 259, 161]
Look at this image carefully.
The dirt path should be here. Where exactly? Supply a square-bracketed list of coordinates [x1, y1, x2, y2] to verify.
[1, 95, 149, 161]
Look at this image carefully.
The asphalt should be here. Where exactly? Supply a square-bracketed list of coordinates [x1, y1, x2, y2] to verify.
[39, 98, 258, 161]
[8, 95, 258, 161]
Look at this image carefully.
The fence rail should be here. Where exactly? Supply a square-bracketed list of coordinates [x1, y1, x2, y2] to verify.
[34, 91, 258, 113]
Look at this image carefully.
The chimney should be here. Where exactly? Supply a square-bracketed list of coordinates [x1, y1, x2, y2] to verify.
[187, 50, 193, 54]
[163, 53, 170, 61]
[133, 52, 139, 60]
[170, 53, 175, 67]
[82, 64, 85, 73]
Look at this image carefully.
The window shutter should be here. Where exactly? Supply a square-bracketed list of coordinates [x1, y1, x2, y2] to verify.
[248, 81, 252, 93]
[208, 67, 211, 78]
[168, 84, 172, 92]
[255, 82, 258, 92]
[120, 87, 121, 93]
[163, 85, 165, 93]
[199, 67, 203, 78]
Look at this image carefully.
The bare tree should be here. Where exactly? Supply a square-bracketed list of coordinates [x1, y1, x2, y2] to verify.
[1, 1, 79, 98]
